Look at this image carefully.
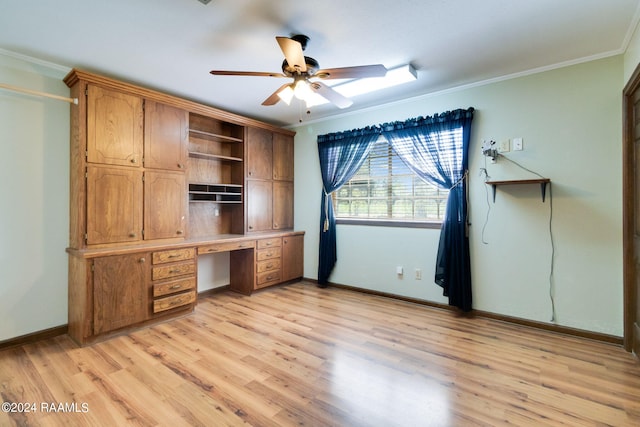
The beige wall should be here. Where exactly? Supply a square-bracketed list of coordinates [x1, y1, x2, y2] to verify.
[293, 56, 624, 336]
[0, 51, 70, 341]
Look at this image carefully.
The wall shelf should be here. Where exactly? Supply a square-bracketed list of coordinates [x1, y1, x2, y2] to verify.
[485, 178, 551, 202]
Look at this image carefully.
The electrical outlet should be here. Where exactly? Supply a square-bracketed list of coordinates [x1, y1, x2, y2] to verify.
[498, 139, 510, 153]
[415, 268, 422, 280]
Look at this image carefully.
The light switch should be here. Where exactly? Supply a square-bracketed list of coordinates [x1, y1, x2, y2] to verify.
[513, 138, 523, 151]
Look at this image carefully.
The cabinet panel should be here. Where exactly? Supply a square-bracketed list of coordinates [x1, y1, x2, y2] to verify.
[151, 261, 196, 281]
[144, 170, 187, 240]
[152, 248, 195, 264]
[256, 270, 281, 288]
[87, 85, 143, 167]
[153, 291, 196, 313]
[153, 277, 196, 298]
[86, 165, 143, 245]
[282, 234, 304, 282]
[273, 181, 293, 230]
[144, 101, 188, 171]
[246, 127, 272, 179]
[93, 253, 149, 334]
[273, 133, 294, 181]
[246, 180, 273, 232]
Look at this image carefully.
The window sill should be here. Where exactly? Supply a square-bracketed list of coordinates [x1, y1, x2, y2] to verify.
[335, 218, 442, 229]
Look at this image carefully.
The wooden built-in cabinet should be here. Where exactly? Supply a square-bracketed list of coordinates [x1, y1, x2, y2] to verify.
[144, 170, 187, 240]
[86, 165, 143, 245]
[86, 85, 143, 167]
[187, 113, 244, 237]
[150, 248, 197, 314]
[93, 252, 149, 335]
[144, 101, 188, 171]
[65, 69, 301, 346]
[245, 127, 294, 232]
[282, 234, 304, 282]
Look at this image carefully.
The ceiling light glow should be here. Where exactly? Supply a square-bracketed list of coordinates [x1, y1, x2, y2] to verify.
[332, 64, 418, 98]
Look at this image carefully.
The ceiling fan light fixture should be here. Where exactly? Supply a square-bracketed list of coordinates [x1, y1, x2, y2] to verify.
[277, 85, 295, 105]
[293, 80, 312, 100]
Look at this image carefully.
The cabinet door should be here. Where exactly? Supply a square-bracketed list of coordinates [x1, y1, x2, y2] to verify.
[144, 101, 188, 171]
[93, 253, 149, 334]
[86, 165, 143, 245]
[246, 127, 272, 179]
[273, 181, 293, 230]
[87, 85, 143, 167]
[246, 180, 272, 232]
[144, 170, 187, 240]
[273, 133, 294, 181]
[282, 235, 304, 282]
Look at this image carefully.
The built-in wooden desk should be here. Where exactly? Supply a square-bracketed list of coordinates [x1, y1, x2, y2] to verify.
[66, 231, 304, 345]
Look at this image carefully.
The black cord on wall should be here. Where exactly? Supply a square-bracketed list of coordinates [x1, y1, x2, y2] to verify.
[481, 154, 557, 323]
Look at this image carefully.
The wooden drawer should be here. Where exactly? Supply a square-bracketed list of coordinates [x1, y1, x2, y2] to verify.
[153, 291, 196, 313]
[152, 261, 195, 281]
[153, 277, 196, 298]
[152, 248, 195, 264]
[257, 247, 281, 261]
[257, 258, 281, 273]
[257, 270, 281, 287]
[257, 238, 281, 249]
[199, 240, 255, 254]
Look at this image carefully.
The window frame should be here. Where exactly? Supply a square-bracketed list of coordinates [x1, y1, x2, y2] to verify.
[332, 138, 448, 229]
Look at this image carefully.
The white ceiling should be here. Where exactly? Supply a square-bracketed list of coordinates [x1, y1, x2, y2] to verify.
[1, 0, 639, 127]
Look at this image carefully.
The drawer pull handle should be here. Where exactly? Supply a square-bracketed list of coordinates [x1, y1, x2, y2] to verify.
[170, 284, 182, 290]
[266, 264, 273, 268]
[266, 276, 273, 280]
[131, 158, 137, 164]
[176, 230, 183, 235]
[129, 233, 137, 238]
[139, 258, 145, 263]
[169, 269, 182, 274]
[167, 254, 179, 258]
[170, 298, 184, 306]
[265, 242, 273, 246]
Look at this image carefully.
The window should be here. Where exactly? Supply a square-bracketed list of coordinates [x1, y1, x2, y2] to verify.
[333, 137, 449, 227]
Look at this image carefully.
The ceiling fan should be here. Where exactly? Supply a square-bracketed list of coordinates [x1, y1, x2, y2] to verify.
[210, 34, 387, 109]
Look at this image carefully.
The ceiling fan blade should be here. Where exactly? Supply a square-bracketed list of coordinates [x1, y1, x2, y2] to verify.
[276, 36, 307, 73]
[210, 70, 286, 78]
[262, 83, 292, 106]
[313, 64, 387, 80]
[309, 81, 353, 109]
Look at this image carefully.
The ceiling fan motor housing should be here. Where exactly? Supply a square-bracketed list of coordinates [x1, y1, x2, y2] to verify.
[282, 56, 319, 77]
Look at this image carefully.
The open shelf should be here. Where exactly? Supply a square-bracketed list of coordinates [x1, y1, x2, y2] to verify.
[485, 178, 551, 202]
[188, 129, 243, 143]
[189, 183, 242, 204]
[188, 151, 243, 162]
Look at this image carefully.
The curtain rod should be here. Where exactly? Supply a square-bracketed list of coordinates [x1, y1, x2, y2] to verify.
[0, 82, 78, 104]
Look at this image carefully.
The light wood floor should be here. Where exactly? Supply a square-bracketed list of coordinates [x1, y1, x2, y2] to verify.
[1, 281, 640, 426]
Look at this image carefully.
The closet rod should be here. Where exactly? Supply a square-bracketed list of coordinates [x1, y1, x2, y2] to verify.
[0, 82, 78, 104]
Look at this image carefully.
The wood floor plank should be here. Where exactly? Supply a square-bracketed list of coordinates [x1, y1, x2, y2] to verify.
[2, 281, 640, 426]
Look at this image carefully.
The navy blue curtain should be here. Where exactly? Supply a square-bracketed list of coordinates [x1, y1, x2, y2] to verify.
[381, 108, 474, 311]
[317, 127, 380, 285]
